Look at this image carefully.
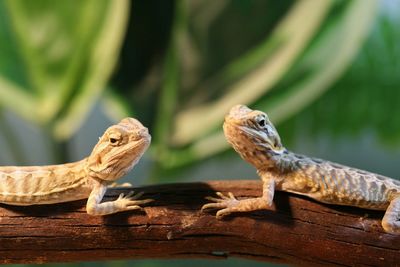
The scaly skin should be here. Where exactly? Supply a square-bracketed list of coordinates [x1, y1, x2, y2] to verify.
[0, 118, 152, 215]
[202, 105, 400, 234]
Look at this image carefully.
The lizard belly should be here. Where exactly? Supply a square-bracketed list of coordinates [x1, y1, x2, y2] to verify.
[0, 186, 91, 206]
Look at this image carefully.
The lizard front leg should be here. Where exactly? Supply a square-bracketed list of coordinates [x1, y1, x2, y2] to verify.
[86, 179, 152, 216]
[202, 174, 275, 219]
[382, 195, 400, 234]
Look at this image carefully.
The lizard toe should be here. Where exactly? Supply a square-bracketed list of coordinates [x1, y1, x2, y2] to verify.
[216, 208, 233, 219]
[201, 202, 228, 211]
[127, 191, 144, 200]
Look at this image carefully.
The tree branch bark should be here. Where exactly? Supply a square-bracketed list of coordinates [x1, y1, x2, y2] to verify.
[0, 180, 399, 266]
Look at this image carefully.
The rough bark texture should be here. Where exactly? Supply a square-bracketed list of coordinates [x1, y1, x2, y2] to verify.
[0, 180, 399, 266]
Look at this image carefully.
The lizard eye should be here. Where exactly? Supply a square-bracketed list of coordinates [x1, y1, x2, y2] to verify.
[108, 133, 122, 145]
[254, 113, 269, 128]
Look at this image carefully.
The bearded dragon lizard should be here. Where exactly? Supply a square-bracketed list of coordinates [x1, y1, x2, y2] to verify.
[202, 105, 400, 234]
[0, 118, 152, 215]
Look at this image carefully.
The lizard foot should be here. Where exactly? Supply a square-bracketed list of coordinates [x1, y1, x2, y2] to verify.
[201, 192, 240, 219]
[201, 192, 272, 219]
[115, 191, 153, 211]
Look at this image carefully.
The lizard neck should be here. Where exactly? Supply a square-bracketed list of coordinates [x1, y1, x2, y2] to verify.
[250, 150, 278, 170]
[271, 150, 303, 172]
[239, 146, 296, 173]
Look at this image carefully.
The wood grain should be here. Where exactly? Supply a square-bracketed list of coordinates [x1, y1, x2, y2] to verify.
[0, 180, 398, 265]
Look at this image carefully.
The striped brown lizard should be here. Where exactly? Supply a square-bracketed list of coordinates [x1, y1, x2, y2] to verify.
[202, 105, 400, 234]
[0, 118, 152, 215]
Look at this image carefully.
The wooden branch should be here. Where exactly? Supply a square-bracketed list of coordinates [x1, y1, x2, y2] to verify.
[0, 180, 399, 266]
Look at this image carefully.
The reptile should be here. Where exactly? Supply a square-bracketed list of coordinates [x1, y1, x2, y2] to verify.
[202, 104, 400, 234]
[0, 118, 152, 215]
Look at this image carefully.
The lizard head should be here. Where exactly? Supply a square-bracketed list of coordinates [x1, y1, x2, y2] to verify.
[223, 104, 284, 169]
[87, 118, 151, 181]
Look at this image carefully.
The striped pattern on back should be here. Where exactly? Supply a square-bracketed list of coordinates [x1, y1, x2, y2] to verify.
[284, 154, 400, 210]
[0, 160, 90, 205]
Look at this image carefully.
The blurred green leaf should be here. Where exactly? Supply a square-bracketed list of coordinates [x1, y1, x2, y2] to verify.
[0, 0, 129, 139]
[283, 5, 400, 146]
[154, 0, 379, 170]
[151, 0, 184, 173]
[258, 0, 379, 123]
[171, 0, 333, 146]
[100, 90, 134, 122]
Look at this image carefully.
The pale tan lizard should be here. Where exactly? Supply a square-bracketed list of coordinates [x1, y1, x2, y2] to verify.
[0, 118, 152, 215]
[202, 105, 400, 234]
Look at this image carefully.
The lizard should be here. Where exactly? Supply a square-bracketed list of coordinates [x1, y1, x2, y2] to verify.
[0, 117, 153, 216]
[202, 104, 400, 234]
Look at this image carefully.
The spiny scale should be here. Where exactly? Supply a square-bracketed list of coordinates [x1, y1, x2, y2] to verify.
[282, 153, 400, 210]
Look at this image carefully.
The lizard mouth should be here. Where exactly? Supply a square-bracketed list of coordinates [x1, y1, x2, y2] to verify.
[105, 137, 150, 164]
[240, 125, 284, 153]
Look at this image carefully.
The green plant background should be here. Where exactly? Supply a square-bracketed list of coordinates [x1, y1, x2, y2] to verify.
[1, 0, 399, 266]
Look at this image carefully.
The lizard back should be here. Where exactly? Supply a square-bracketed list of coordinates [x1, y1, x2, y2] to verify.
[278, 153, 400, 210]
[0, 159, 90, 205]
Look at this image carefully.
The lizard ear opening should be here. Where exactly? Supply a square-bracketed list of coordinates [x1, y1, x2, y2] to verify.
[87, 153, 103, 178]
[96, 154, 102, 165]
